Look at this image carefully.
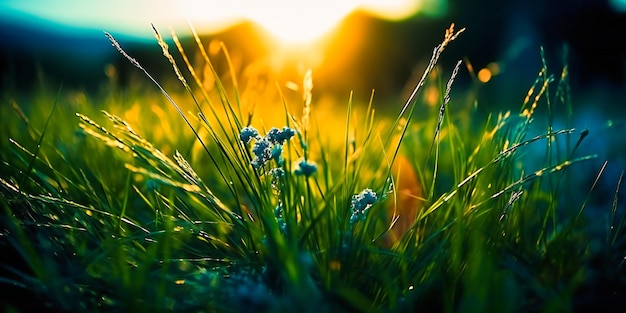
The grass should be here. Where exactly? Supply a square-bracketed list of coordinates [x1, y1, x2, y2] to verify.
[1, 24, 625, 312]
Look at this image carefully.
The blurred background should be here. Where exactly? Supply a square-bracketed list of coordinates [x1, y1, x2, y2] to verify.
[2, 0, 625, 98]
[1, 0, 625, 200]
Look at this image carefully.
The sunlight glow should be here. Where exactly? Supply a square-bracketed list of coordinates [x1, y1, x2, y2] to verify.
[359, 0, 423, 19]
[180, 0, 423, 44]
[2, 0, 429, 43]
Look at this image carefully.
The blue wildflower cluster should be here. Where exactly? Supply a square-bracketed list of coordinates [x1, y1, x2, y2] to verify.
[239, 126, 260, 144]
[250, 138, 272, 168]
[268, 167, 285, 179]
[268, 167, 285, 189]
[294, 158, 318, 177]
[240, 126, 296, 170]
[349, 188, 378, 224]
[266, 127, 296, 145]
[239, 125, 315, 237]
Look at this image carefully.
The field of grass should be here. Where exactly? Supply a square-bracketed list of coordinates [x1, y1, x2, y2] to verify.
[1, 24, 625, 312]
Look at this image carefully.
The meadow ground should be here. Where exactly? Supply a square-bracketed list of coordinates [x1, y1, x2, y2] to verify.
[1, 25, 625, 312]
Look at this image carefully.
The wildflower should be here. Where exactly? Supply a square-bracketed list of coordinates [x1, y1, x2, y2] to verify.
[274, 204, 283, 218]
[270, 144, 284, 165]
[239, 126, 259, 144]
[266, 126, 296, 145]
[269, 167, 285, 189]
[294, 158, 317, 177]
[269, 167, 285, 180]
[243, 126, 296, 170]
[274, 204, 287, 234]
[277, 217, 287, 234]
[349, 188, 377, 224]
[277, 127, 296, 144]
[265, 127, 281, 144]
[251, 138, 272, 169]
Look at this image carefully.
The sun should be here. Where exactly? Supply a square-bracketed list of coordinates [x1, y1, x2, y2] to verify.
[243, 2, 356, 44]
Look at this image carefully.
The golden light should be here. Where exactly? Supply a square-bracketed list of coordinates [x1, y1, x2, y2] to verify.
[359, 0, 423, 19]
[4, 0, 443, 45]
[181, 0, 424, 45]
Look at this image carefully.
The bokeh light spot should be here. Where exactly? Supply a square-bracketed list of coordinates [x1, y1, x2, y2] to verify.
[425, 85, 440, 106]
[478, 62, 501, 83]
[478, 68, 492, 83]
